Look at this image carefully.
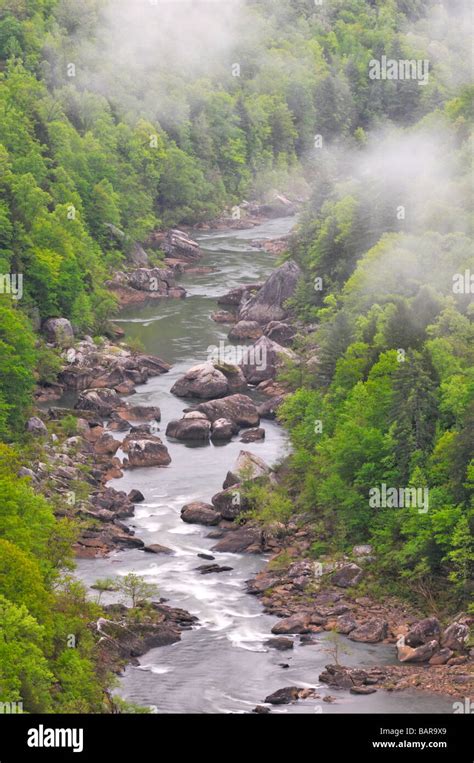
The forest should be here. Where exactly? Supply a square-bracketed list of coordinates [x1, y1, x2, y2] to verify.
[0, 0, 472, 714]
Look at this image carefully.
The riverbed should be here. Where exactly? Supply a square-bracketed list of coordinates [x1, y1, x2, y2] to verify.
[76, 217, 453, 714]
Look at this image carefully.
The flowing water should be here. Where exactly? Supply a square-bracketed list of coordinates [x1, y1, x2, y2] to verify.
[76, 217, 452, 714]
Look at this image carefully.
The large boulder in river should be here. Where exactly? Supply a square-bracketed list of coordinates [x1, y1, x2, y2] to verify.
[161, 229, 202, 261]
[210, 418, 236, 442]
[76, 388, 123, 417]
[181, 502, 221, 526]
[239, 335, 295, 384]
[195, 394, 259, 428]
[166, 415, 211, 442]
[171, 363, 228, 399]
[240, 427, 265, 443]
[171, 363, 246, 400]
[211, 486, 249, 520]
[238, 260, 301, 324]
[217, 283, 262, 307]
[125, 436, 171, 467]
[42, 317, 74, 346]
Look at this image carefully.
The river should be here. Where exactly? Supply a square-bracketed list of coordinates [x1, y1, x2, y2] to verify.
[76, 216, 452, 714]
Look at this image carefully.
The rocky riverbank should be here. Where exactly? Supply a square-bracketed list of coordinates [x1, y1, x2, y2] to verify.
[24, 217, 471, 711]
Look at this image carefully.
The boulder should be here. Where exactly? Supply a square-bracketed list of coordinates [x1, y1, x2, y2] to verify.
[195, 394, 259, 428]
[26, 416, 47, 437]
[318, 665, 354, 690]
[331, 563, 364, 588]
[266, 637, 294, 651]
[429, 648, 453, 665]
[264, 321, 295, 346]
[228, 321, 263, 341]
[128, 489, 145, 503]
[153, 229, 202, 262]
[211, 527, 262, 553]
[42, 317, 74, 346]
[118, 405, 161, 422]
[218, 283, 262, 307]
[211, 486, 248, 520]
[196, 563, 233, 574]
[442, 622, 469, 652]
[350, 686, 377, 695]
[222, 451, 272, 489]
[211, 310, 236, 324]
[76, 388, 123, 417]
[349, 619, 388, 643]
[240, 427, 265, 443]
[181, 502, 221, 526]
[334, 614, 357, 635]
[264, 687, 302, 705]
[125, 437, 171, 468]
[165, 417, 211, 442]
[239, 335, 294, 385]
[18, 467, 36, 480]
[144, 544, 174, 555]
[239, 260, 301, 324]
[210, 418, 236, 442]
[397, 639, 439, 663]
[405, 617, 441, 648]
[171, 363, 229, 399]
[130, 241, 149, 267]
[271, 615, 311, 635]
[257, 396, 285, 420]
[94, 433, 120, 456]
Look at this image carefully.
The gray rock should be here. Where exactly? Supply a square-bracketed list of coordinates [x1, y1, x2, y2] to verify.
[171, 363, 229, 400]
[271, 615, 311, 635]
[76, 388, 123, 417]
[240, 427, 265, 443]
[181, 502, 221, 526]
[349, 619, 388, 643]
[239, 335, 295, 384]
[196, 394, 259, 428]
[442, 622, 469, 651]
[26, 416, 47, 436]
[398, 639, 439, 663]
[405, 617, 441, 647]
[165, 417, 211, 442]
[42, 317, 74, 346]
[17, 467, 37, 479]
[264, 687, 300, 705]
[211, 527, 262, 553]
[264, 321, 295, 346]
[331, 563, 364, 588]
[125, 437, 171, 467]
[144, 544, 174, 555]
[266, 637, 294, 651]
[239, 260, 301, 324]
[211, 486, 248, 519]
[210, 418, 236, 442]
[228, 321, 263, 341]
